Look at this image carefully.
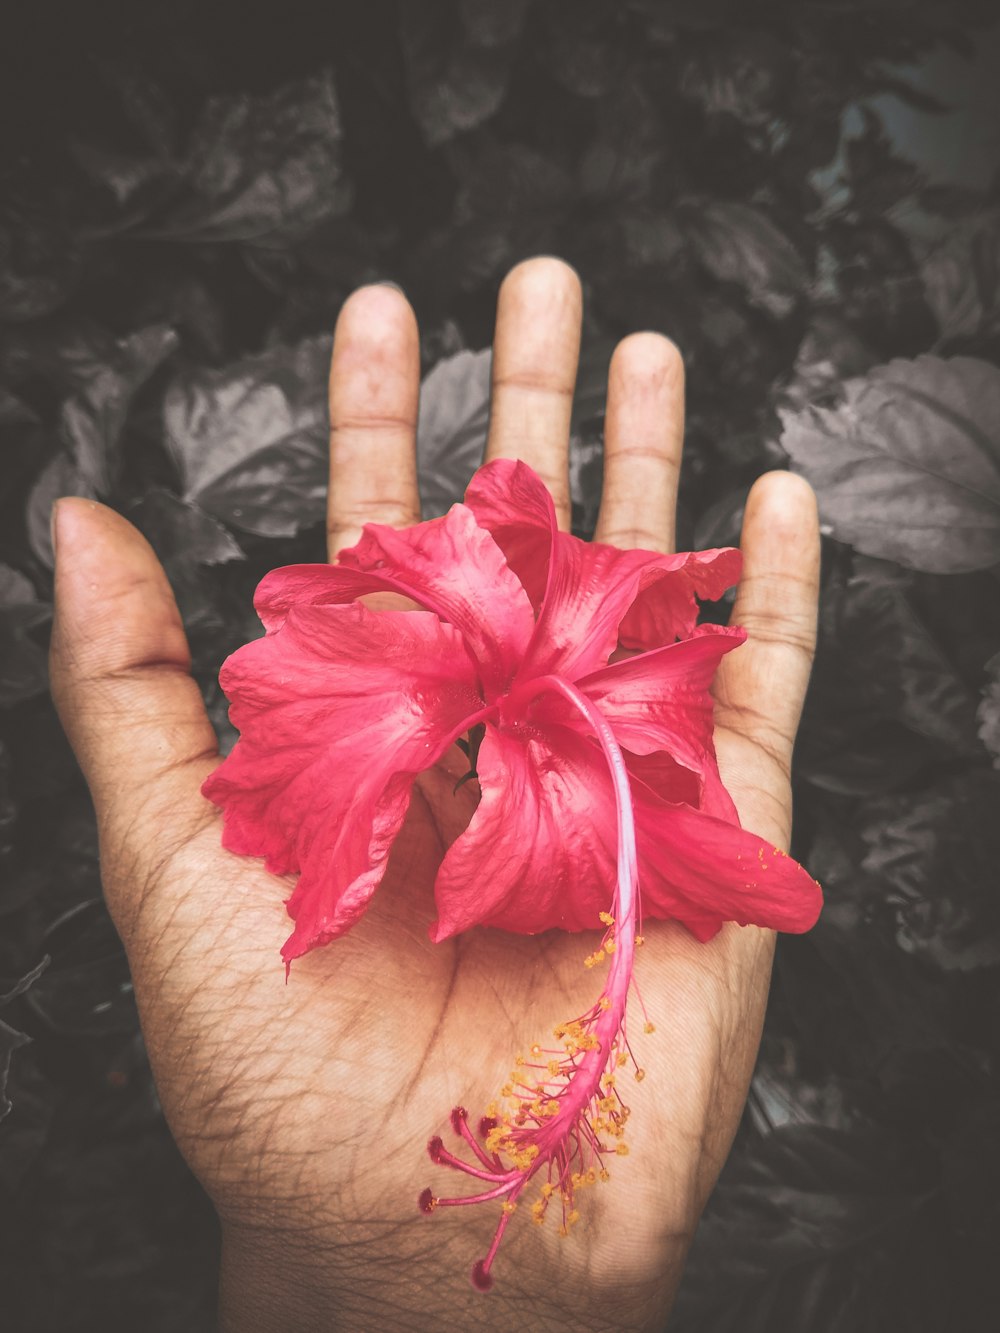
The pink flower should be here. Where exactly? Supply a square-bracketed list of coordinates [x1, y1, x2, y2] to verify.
[203, 458, 822, 1289]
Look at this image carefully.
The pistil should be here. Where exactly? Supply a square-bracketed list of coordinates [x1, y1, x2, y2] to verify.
[420, 676, 645, 1291]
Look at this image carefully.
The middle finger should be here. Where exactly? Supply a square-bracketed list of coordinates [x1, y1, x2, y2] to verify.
[484, 257, 582, 531]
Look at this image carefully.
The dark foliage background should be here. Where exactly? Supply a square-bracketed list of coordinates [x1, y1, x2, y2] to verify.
[2, 1, 1000, 1328]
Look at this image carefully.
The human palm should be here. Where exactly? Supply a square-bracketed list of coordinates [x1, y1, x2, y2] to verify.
[51, 260, 819, 1331]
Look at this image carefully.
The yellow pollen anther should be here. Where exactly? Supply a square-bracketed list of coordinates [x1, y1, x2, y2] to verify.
[635, 934, 645, 946]
[616, 1052, 627, 1067]
[599, 996, 612, 1011]
[605, 938, 616, 953]
[644, 1021, 656, 1034]
[599, 1168, 611, 1182]
[602, 1074, 616, 1088]
[515, 1054, 525, 1066]
[502, 1200, 518, 1214]
[616, 1143, 630, 1156]
[530, 1044, 542, 1057]
[567, 1209, 581, 1225]
[634, 1068, 646, 1082]
[599, 911, 614, 926]
[547, 1060, 561, 1077]
[542, 1183, 555, 1198]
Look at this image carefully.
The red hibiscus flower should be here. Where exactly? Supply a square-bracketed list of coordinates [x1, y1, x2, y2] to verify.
[203, 458, 821, 1289]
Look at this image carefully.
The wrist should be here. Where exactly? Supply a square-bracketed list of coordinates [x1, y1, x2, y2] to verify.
[218, 1215, 681, 1333]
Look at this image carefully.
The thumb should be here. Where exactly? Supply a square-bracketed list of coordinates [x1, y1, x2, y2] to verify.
[50, 499, 220, 884]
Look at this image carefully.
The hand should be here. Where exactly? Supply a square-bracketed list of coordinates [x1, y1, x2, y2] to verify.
[50, 259, 819, 1332]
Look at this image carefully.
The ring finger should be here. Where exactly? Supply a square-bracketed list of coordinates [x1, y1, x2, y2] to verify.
[594, 333, 685, 554]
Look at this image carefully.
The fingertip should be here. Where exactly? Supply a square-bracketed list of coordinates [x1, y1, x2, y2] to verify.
[333, 281, 418, 367]
[499, 256, 583, 316]
[744, 470, 819, 534]
[608, 331, 684, 393]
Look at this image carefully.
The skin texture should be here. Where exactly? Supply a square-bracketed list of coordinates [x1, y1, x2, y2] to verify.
[49, 259, 820, 1332]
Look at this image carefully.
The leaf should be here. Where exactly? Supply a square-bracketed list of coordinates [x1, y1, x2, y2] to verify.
[0, 205, 83, 322]
[130, 490, 244, 569]
[0, 957, 49, 1122]
[860, 773, 1000, 971]
[399, 2, 520, 147]
[142, 71, 352, 244]
[679, 199, 810, 318]
[0, 566, 51, 708]
[781, 355, 1000, 573]
[979, 652, 1000, 766]
[921, 210, 1000, 343]
[25, 324, 179, 567]
[416, 348, 491, 518]
[164, 335, 331, 538]
[798, 556, 981, 794]
[672, 1124, 929, 1333]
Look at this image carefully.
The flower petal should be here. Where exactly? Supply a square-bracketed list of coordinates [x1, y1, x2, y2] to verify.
[465, 459, 742, 678]
[430, 723, 617, 941]
[578, 624, 745, 820]
[254, 502, 534, 692]
[202, 602, 486, 961]
[462, 457, 557, 612]
[432, 721, 821, 943]
[633, 780, 823, 938]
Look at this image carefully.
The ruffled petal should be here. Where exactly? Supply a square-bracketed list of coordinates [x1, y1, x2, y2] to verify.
[432, 721, 821, 944]
[430, 724, 617, 941]
[577, 624, 745, 820]
[465, 458, 742, 679]
[462, 457, 556, 612]
[202, 602, 486, 961]
[617, 547, 742, 652]
[633, 779, 823, 939]
[254, 502, 534, 693]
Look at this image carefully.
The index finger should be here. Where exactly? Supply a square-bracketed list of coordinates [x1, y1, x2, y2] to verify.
[326, 284, 422, 558]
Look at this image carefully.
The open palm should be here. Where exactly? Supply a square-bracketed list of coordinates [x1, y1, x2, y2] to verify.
[50, 260, 819, 1332]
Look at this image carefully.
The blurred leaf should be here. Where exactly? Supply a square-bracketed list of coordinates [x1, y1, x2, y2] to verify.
[399, 1, 521, 148]
[782, 312, 877, 411]
[678, 31, 789, 128]
[23, 900, 135, 1039]
[164, 335, 331, 538]
[979, 651, 1000, 767]
[844, 105, 923, 216]
[414, 143, 575, 294]
[799, 556, 981, 794]
[0, 956, 49, 1122]
[672, 1124, 929, 1333]
[416, 347, 491, 518]
[139, 71, 352, 244]
[25, 323, 179, 566]
[921, 210, 1000, 343]
[131, 489, 243, 569]
[0, 565, 50, 707]
[680, 199, 811, 318]
[458, 0, 529, 46]
[782, 356, 1000, 573]
[861, 773, 1000, 971]
[0, 205, 82, 323]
